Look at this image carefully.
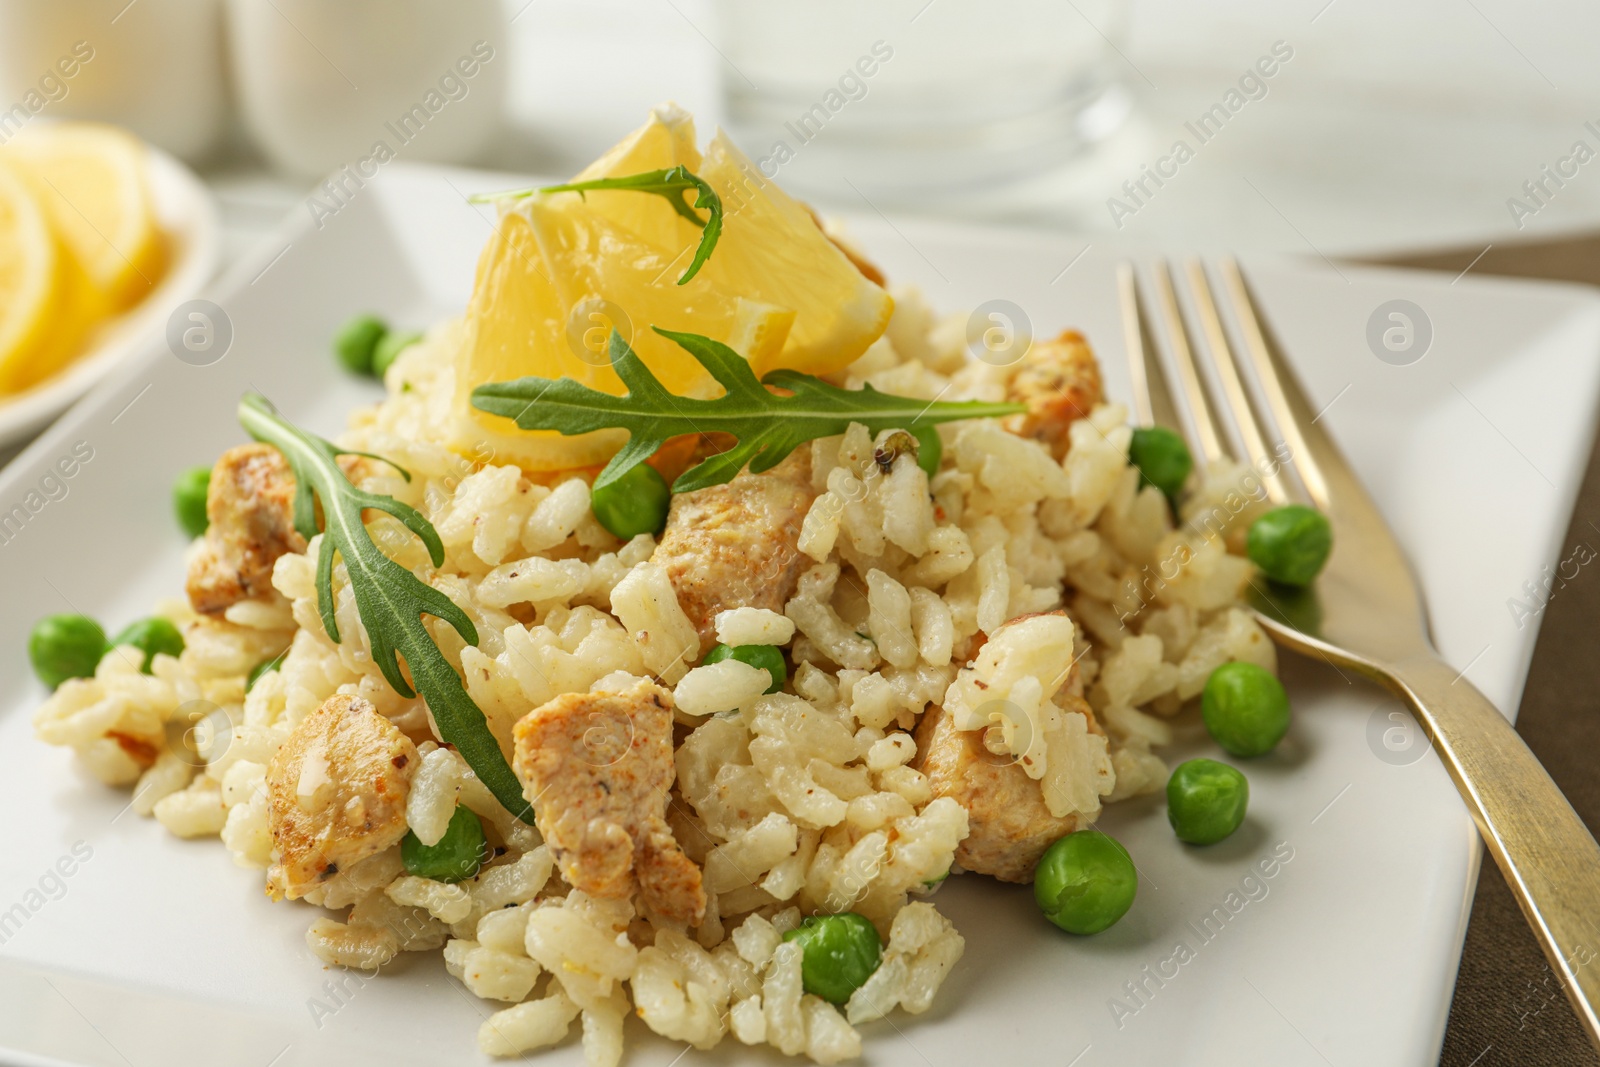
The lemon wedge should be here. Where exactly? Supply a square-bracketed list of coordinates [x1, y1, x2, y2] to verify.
[574, 112, 893, 379]
[0, 162, 70, 395]
[570, 104, 704, 256]
[450, 191, 792, 471]
[449, 108, 890, 473]
[3, 123, 165, 314]
[529, 193, 792, 391]
[695, 132, 892, 378]
[449, 205, 617, 472]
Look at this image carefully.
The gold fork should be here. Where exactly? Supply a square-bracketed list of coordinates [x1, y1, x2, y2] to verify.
[1120, 257, 1600, 1048]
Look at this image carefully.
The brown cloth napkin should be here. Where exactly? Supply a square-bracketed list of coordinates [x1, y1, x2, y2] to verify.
[1370, 237, 1600, 1067]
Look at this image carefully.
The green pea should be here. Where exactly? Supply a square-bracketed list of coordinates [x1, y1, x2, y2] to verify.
[703, 642, 786, 695]
[1128, 426, 1192, 500]
[334, 314, 388, 376]
[172, 464, 211, 538]
[401, 805, 488, 883]
[590, 463, 671, 540]
[1247, 504, 1332, 586]
[1033, 829, 1137, 935]
[29, 614, 109, 689]
[910, 424, 942, 477]
[111, 617, 185, 674]
[371, 328, 423, 379]
[781, 912, 883, 1004]
[1201, 661, 1290, 757]
[1166, 758, 1249, 845]
[246, 651, 287, 693]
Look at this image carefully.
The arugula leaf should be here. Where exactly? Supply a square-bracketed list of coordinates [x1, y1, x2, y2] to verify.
[470, 166, 722, 285]
[237, 394, 533, 825]
[471, 328, 1027, 494]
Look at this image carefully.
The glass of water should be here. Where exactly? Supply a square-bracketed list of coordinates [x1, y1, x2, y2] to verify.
[713, 0, 1129, 208]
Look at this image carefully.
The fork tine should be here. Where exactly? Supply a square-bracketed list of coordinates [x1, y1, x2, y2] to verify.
[1116, 263, 1181, 431]
[1148, 259, 1226, 467]
[1182, 260, 1291, 504]
[1217, 258, 1333, 510]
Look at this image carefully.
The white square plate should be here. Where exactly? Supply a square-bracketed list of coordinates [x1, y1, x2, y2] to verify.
[1, 164, 1596, 1067]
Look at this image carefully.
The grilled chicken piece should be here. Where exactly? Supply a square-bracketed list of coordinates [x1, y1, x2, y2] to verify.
[265, 694, 417, 900]
[1001, 330, 1104, 460]
[186, 443, 306, 616]
[913, 696, 1096, 883]
[512, 678, 706, 924]
[653, 451, 816, 655]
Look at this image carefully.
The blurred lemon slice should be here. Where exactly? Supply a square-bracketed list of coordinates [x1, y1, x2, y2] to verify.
[450, 192, 792, 471]
[696, 132, 891, 378]
[0, 162, 69, 394]
[3, 123, 165, 313]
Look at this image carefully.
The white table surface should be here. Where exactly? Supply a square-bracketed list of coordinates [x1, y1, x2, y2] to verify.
[200, 0, 1600, 269]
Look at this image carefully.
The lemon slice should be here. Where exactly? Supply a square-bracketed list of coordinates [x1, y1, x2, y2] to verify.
[572, 115, 893, 380]
[696, 132, 892, 378]
[3, 123, 165, 313]
[570, 104, 704, 255]
[450, 192, 792, 471]
[529, 193, 792, 392]
[0, 162, 69, 395]
[575, 103, 701, 181]
[448, 109, 890, 473]
[449, 206, 607, 471]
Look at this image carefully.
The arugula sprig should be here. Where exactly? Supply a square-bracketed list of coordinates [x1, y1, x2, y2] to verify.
[237, 394, 533, 825]
[470, 166, 722, 285]
[472, 328, 1027, 494]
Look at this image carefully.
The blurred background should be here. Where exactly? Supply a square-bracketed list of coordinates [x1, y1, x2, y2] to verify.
[2, 0, 1594, 265]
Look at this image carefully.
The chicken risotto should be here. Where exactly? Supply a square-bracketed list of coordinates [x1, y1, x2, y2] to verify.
[29, 107, 1317, 1066]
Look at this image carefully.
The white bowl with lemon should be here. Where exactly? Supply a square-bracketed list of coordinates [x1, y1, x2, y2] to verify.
[0, 122, 218, 448]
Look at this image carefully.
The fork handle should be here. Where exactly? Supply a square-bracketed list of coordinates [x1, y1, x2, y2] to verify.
[1390, 653, 1600, 1043]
